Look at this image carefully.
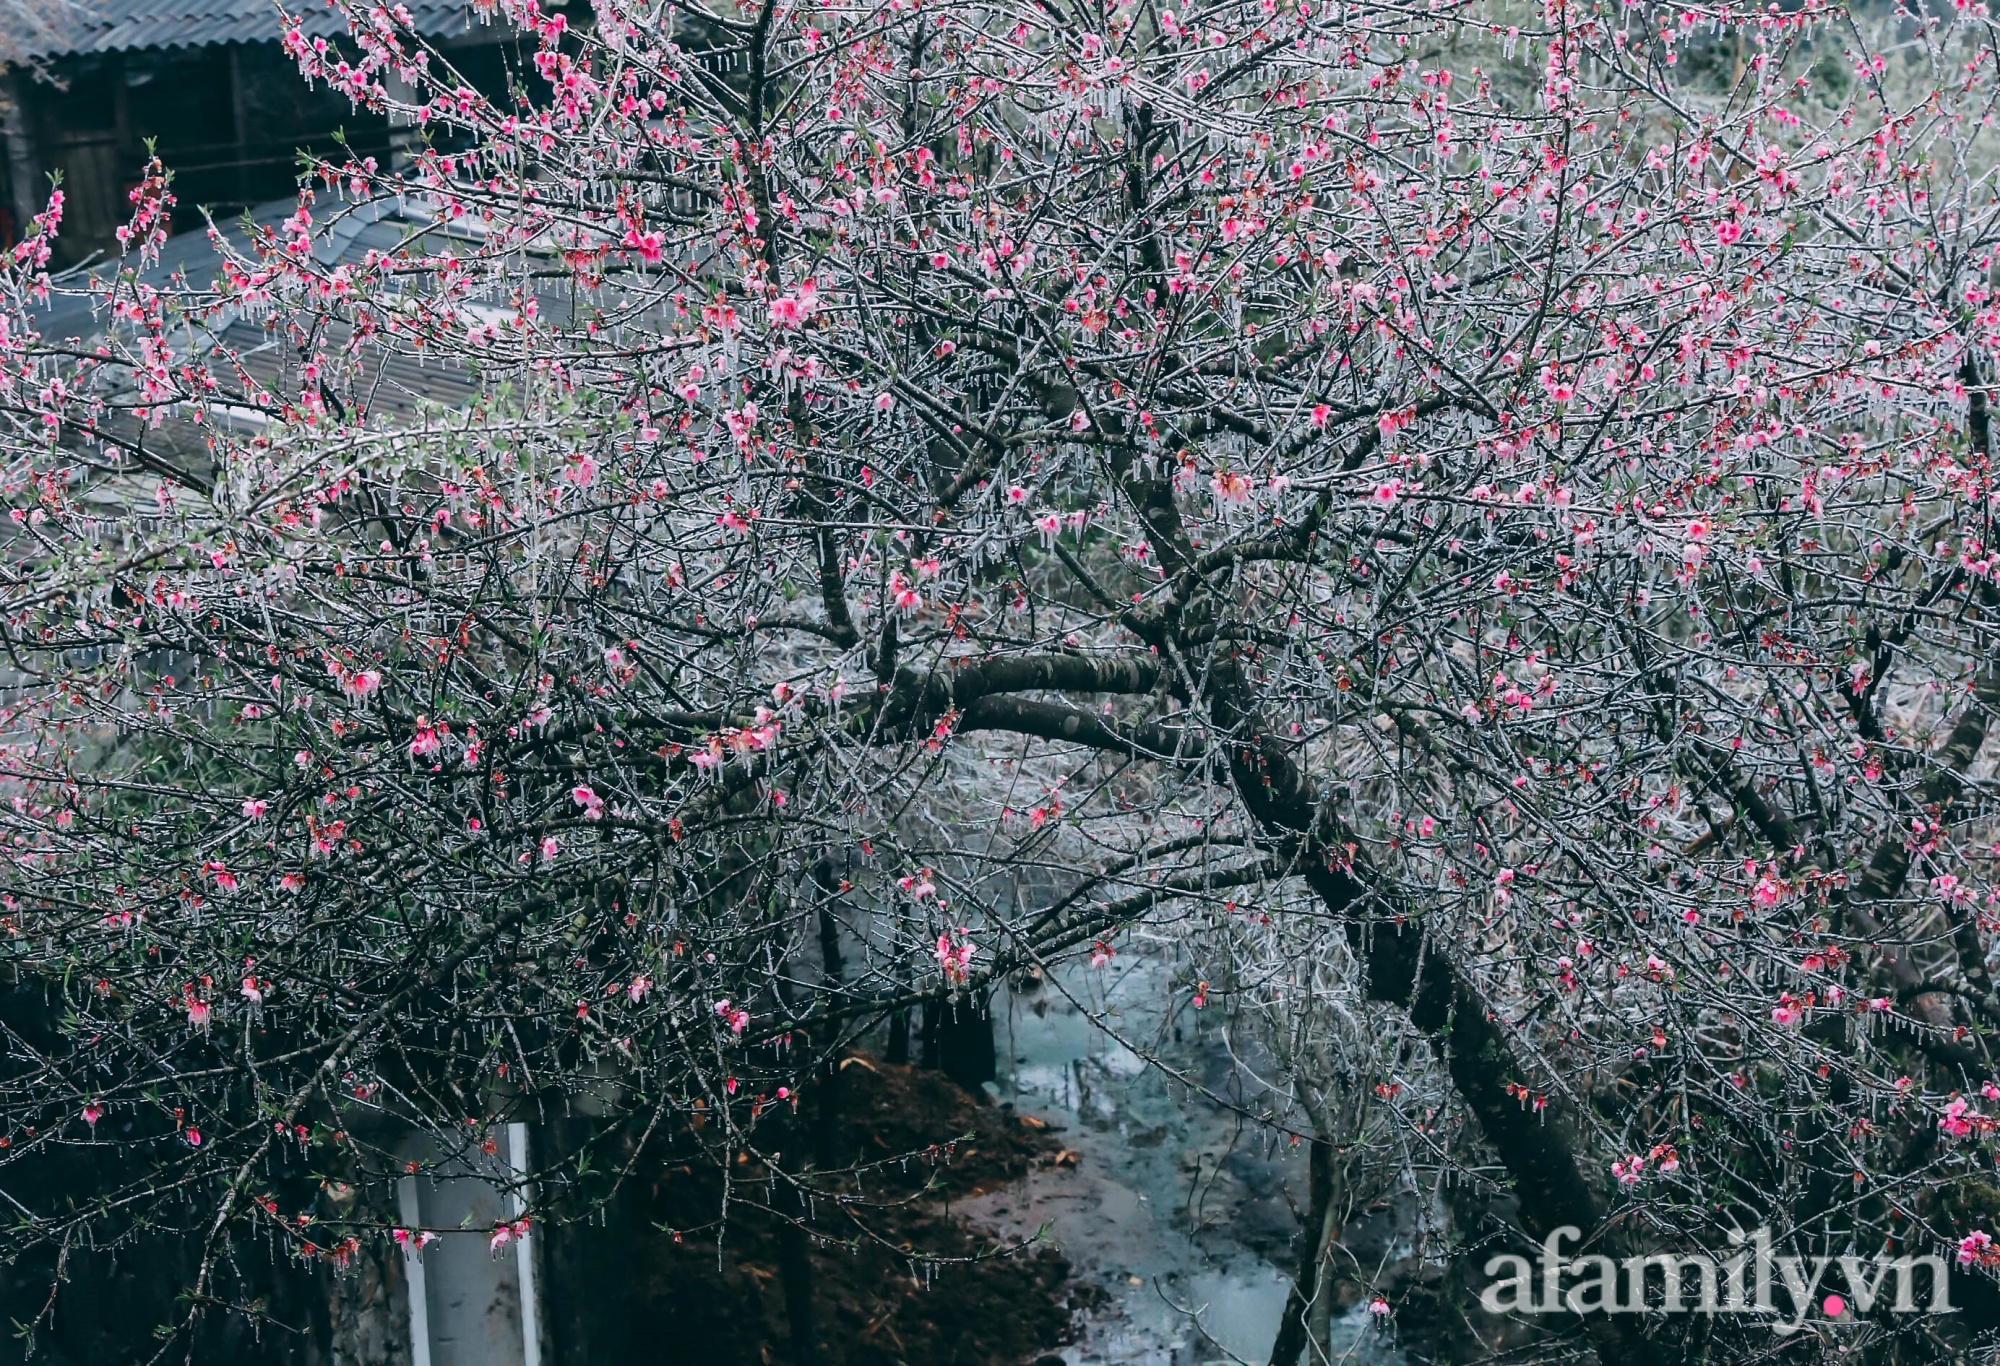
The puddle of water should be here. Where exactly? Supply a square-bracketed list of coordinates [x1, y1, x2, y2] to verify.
[958, 957, 1406, 1366]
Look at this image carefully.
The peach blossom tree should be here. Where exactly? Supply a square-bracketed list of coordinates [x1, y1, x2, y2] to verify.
[3, 0, 2000, 1358]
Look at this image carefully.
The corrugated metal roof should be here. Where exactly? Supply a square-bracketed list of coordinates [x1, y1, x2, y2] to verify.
[36, 195, 482, 417]
[213, 313, 480, 418]
[20, 0, 486, 59]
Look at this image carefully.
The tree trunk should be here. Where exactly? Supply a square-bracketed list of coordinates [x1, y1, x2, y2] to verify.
[1362, 903, 1661, 1366]
[923, 992, 995, 1093]
[772, 1148, 819, 1366]
[1193, 658, 1662, 1366]
[812, 869, 846, 1171]
[1269, 1134, 1338, 1366]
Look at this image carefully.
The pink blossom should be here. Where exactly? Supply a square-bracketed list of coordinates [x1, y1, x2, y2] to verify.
[1942, 1096, 1984, 1139]
[768, 281, 816, 327]
[622, 228, 664, 263]
[936, 931, 975, 984]
[723, 402, 761, 444]
[410, 720, 443, 758]
[1212, 471, 1253, 504]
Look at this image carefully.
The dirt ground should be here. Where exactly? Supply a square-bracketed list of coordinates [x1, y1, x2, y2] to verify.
[626, 1054, 1098, 1366]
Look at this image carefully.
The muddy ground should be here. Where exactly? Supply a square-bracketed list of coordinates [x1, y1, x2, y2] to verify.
[623, 1054, 1100, 1366]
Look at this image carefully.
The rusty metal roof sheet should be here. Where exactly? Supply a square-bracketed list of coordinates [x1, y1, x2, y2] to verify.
[22, 0, 488, 59]
[34, 195, 483, 417]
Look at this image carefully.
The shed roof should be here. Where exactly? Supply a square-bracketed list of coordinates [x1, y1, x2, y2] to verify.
[36, 196, 481, 419]
[20, 0, 487, 60]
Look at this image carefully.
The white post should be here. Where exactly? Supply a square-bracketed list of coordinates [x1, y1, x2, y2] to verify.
[507, 1122, 541, 1366]
[396, 1175, 433, 1366]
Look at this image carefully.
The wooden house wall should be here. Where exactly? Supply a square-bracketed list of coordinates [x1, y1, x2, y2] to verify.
[2, 36, 527, 266]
